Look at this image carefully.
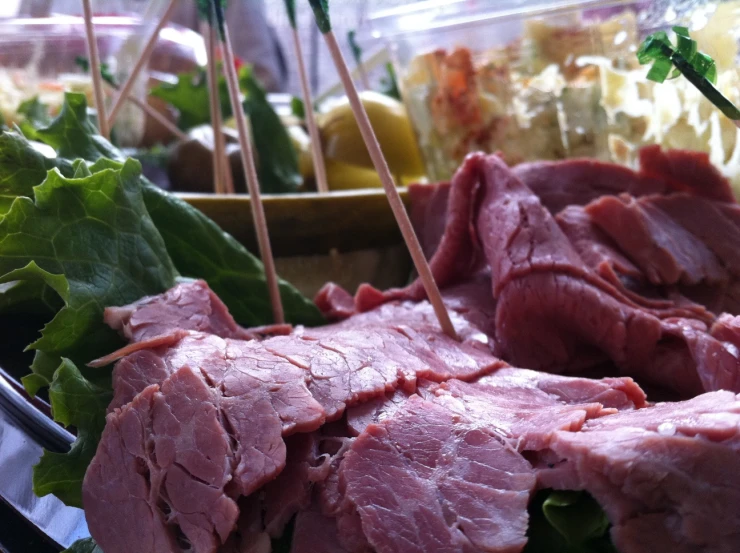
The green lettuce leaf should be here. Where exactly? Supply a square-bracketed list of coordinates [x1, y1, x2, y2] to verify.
[142, 181, 323, 326]
[62, 537, 103, 553]
[35, 92, 120, 161]
[0, 130, 70, 198]
[34, 359, 111, 507]
[29, 92, 319, 325]
[149, 68, 225, 131]
[16, 96, 52, 140]
[525, 490, 617, 553]
[0, 158, 178, 393]
[240, 66, 301, 193]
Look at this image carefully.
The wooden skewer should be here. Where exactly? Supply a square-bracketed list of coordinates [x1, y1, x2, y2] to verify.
[107, 0, 178, 130]
[201, 21, 227, 194]
[219, 20, 285, 323]
[213, 74, 235, 194]
[321, 30, 458, 340]
[290, 28, 329, 193]
[210, 29, 236, 194]
[81, 0, 110, 139]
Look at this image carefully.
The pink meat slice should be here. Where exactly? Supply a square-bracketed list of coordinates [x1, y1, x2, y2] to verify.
[342, 397, 536, 553]
[104, 279, 290, 343]
[336, 369, 643, 553]
[408, 180, 453, 260]
[585, 194, 726, 287]
[108, 332, 326, 496]
[91, 297, 503, 532]
[638, 144, 736, 203]
[540, 391, 740, 553]
[83, 366, 239, 553]
[512, 145, 734, 215]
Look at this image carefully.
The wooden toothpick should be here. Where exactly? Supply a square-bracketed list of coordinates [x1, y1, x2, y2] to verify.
[209, 1, 284, 323]
[308, 0, 457, 340]
[107, 0, 178, 130]
[201, 21, 227, 194]
[81, 0, 110, 139]
[284, 0, 329, 193]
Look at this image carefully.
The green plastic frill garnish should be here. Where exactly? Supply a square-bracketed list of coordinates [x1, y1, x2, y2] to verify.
[637, 26, 740, 121]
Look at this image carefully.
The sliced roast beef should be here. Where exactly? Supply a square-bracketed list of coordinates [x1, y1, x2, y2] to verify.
[342, 396, 536, 553]
[556, 205, 712, 320]
[637, 144, 735, 203]
[585, 194, 726, 287]
[337, 366, 639, 553]
[104, 279, 290, 342]
[539, 391, 740, 553]
[408, 180, 453, 259]
[83, 366, 240, 553]
[346, 388, 413, 436]
[512, 157, 663, 215]
[85, 293, 506, 553]
[262, 433, 328, 538]
[354, 152, 740, 395]
[513, 145, 734, 214]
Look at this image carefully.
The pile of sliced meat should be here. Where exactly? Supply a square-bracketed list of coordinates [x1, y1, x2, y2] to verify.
[83, 147, 740, 553]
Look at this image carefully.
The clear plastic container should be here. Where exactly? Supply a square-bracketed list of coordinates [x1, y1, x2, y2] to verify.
[368, 0, 740, 187]
[0, 15, 204, 145]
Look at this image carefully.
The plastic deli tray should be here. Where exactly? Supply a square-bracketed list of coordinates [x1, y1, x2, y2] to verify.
[368, 0, 740, 189]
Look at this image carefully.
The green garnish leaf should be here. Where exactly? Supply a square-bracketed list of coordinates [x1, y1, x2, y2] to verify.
[0, 156, 178, 391]
[74, 56, 117, 87]
[240, 65, 302, 193]
[16, 97, 52, 140]
[151, 66, 301, 192]
[291, 96, 306, 119]
[34, 428, 101, 509]
[0, 130, 67, 197]
[35, 92, 121, 160]
[48, 358, 112, 431]
[283, 0, 297, 28]
[308, 0, 331, 34]
[380, 62, 402, 100]
[142, 180, 323, 326]
[525, 490, 617, 553]
[35, 359, 112, 507]
[348, 30, 362, 67]
[62, 538, 103, 553]
[543, 491, 611, 544]
[636, 27, 738, 120]
[149, 68, 224, 130]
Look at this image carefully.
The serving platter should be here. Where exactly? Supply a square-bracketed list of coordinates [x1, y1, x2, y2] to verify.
[180, 188, 414, 298]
